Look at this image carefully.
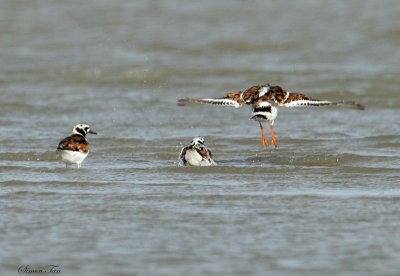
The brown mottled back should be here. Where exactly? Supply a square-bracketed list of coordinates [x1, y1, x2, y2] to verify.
[266, 85, 287, 103]
[241, 85, 264, 103]
[197, 146, 213, 162]
[57, 134, 89, 153]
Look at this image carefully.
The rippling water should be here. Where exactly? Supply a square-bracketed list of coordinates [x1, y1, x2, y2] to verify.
[1, 0, 400, 275]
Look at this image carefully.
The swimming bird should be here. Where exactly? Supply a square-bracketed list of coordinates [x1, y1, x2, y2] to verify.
[56, 123, 97, 168]
[179, 137, 216, 166]
[178, 84, 364, 149]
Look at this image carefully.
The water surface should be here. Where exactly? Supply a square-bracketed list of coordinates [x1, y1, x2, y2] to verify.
[1, 1, 400, 275]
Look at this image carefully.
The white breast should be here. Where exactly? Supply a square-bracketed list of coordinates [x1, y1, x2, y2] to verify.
[57, 149, 88, 165]
[184, 149, 214, 166]
[269, 106, 278, 124]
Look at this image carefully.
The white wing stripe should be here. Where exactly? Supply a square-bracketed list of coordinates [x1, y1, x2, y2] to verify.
[201, 98, 241, 108]
[283, 100, 334, 107]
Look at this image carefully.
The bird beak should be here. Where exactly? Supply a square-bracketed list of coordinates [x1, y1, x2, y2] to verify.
[89, 130, 97, 135]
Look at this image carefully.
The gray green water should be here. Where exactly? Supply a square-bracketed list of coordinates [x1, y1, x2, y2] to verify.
[1, 1, 400, 275]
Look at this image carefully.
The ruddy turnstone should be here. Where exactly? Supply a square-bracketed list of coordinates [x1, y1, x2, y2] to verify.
[56, 123, 97, 168]
[179, 137, 216, 166]
[178, 84, 364, 149]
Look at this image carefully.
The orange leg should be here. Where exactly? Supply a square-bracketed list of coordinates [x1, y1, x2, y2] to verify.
[259, 122, 269, 149]
[269, 124, 278, 148]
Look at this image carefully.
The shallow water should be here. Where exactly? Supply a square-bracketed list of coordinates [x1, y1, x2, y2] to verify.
[1, 0, 400, 275]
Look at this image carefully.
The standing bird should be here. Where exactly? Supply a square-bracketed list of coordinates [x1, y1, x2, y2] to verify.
[179, 137, 216, 166]
[56, 123, 97, 168]
[178, 84, 364, 149]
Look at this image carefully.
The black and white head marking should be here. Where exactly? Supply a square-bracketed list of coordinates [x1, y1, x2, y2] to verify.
[71, 123, 97, 137]
[191, 136, 205, 149]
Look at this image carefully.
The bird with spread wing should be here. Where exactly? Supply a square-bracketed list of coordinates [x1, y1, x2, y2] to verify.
[178, 84, 364, 149]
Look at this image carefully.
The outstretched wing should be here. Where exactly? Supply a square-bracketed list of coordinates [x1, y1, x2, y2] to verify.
[178, 97, 242, 108]
[178, 146, 188, 166]
[177, 91, 245, 108]
[281, 93, 365, 110]
[206, 148, 216, 165]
